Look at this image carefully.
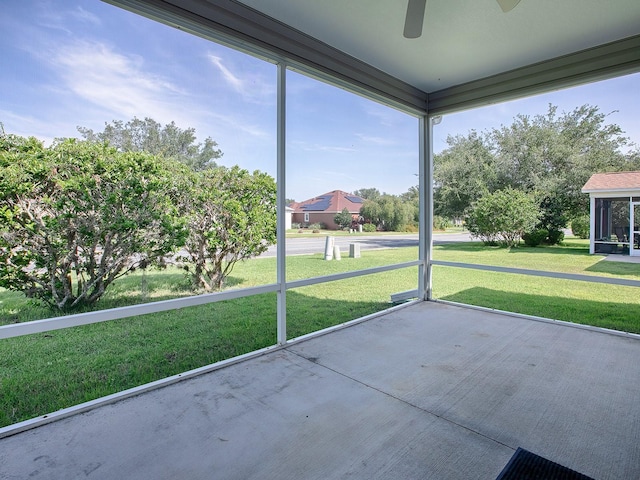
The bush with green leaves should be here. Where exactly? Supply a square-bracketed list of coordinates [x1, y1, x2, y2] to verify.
[362, 223, 376, 232]
[433, 215, 451, 231]
[465, 188, 540, 247]
[0, 134, 189, 310]
[334, 207, 353, 230]
[535, 196, 567, 245]
[523, 229, 549, 247]
[179, 166, 276, 291]
[547, 229, 565, 245]
[571, 215, 590, 239]
[360, 195, 412, 232]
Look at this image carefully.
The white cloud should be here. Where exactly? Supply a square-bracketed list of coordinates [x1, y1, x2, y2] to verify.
[317, 145, 357, 153]
[290, 140, 356, 153]
[354, 133, 396, 146]
[208, 54, 244, 91]
[0, 109, 58, 144]
[205, 111, 271, 140]
[206, 52, 275, 104]
[362, 102, 407, 127]
[32, 3, 100, 36]
[41, 39, 192, 125]
[70, 6, 101, 26]
[6, 35, 277, 152]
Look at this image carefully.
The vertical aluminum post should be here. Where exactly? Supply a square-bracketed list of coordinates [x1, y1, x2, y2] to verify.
[276, 63, 287, 344]
[589, 195, 595, 254]
[418, 115, 434, 300]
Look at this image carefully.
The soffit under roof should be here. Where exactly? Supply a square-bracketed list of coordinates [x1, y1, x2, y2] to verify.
[235, 0, 640, 94]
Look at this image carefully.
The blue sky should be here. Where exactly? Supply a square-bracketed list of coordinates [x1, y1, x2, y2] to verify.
[2, 1, 639, 202]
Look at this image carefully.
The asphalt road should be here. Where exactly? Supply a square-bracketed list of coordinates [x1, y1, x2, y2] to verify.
[261, 231, 473, 257]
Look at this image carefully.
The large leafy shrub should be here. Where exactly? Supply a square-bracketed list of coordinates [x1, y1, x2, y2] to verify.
[465, 188, 540, 247]
[334, 207, 353, 230]
[523, 229, 549, 247]
[360, 195, 412, 232]
[0, 135, 188, 310]
[571, 215, 590, 239]
[179, 166, 276, 291]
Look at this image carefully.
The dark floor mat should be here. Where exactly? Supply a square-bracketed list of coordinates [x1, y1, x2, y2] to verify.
[496, 448, 595, 480]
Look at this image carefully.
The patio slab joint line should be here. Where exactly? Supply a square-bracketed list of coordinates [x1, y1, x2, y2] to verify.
[286, 348, 515, 452]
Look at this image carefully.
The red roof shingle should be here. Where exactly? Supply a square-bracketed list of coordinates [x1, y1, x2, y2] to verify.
[582, 171, 640, 192]
[289, 190, 365, 213]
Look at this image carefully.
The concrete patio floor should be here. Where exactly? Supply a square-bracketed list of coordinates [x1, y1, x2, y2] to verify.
[602, 253, 640, 263]
[1, 301, 639, 479]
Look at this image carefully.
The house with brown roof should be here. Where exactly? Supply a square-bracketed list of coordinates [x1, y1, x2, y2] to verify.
[581, 171, 640, 256]
[289, 190, 365, 230]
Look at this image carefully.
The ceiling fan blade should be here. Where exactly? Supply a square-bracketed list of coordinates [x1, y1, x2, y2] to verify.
[496, 0, 521, 12]
[403, 0, 426, 39]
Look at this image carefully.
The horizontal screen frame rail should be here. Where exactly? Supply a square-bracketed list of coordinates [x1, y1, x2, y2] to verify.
[432, 260, 640, 288]
[0, 260, 423, 340]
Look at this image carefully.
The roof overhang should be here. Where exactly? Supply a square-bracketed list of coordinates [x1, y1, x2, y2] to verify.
[583, 189, 640, 196]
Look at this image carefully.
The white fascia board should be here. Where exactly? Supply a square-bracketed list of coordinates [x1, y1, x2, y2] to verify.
[584, 190, 640, 197]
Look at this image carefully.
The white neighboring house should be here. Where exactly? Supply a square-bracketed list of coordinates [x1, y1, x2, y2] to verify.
[582, 171, 640, 256]
[285, 206, 294, 230]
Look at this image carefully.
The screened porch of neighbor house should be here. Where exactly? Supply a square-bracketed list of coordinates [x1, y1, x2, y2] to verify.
[582, 171, 640, 256]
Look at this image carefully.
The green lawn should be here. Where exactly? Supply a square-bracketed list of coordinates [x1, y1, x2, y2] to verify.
[1, 238, 639, 427]
[433, 238, 640, 279]
[284, 226, 462, 238]
[432, 238, 640, 332]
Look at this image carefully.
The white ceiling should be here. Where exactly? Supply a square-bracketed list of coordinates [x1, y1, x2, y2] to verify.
[235, 0, 640, 93]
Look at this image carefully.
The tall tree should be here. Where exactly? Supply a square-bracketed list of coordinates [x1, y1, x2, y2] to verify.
[78, 117, 222, 171]
[353, 187, 381, 201]
[360, 194, 412, 232]
[400, 185, 420, 225]
[433, 130, 498, 219]
[434, 104, 638, 229]
[491, 104, 634, 220]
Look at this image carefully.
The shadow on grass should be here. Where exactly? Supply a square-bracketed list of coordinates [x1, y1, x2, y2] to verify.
[345, 237, 419, 249]
[438, 287, 640, 334]
[286, 291, 388, 339]
[435, 241, 591, 256]
[506, 245, 591, 256]
[586, 258, 640, 278]
[0, 271, 246, 325]
[0, 290, 389, 427]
